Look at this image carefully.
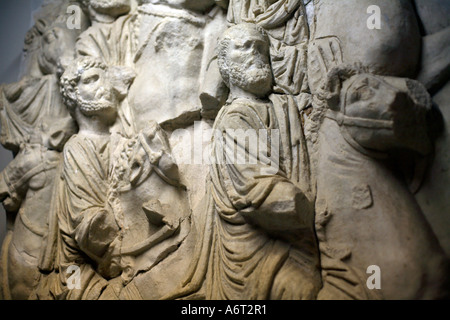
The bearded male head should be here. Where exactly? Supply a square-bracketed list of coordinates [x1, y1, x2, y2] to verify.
[60, 56, 135, 135]
[60, 57, 117, 118]
[217, 23, 273, 99]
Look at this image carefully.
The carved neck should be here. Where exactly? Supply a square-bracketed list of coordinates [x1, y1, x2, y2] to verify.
[75, 109, 115, 137]
[228, 84, 266, 103]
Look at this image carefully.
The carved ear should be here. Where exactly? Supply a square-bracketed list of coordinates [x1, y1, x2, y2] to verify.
[109, 66, 136, 100]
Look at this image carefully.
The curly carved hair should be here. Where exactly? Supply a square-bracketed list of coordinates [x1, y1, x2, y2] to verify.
[60, 56, 107, 114]
[217, 23, 269, 88]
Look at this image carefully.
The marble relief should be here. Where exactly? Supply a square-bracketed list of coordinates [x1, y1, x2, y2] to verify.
[0, 0, 449, 300]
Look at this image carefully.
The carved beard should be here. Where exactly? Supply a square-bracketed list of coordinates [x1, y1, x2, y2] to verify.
[77, 94, 117, 117]
[228, 59, 273, 97]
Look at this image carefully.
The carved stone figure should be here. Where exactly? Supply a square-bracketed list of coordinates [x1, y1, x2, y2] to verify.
[75, 2, 139, 137]
[31, 57, 134, 299]
[305, 0, 450, 299]
[164, 24, 321, 300]
[311, 66, 448, 299]
[98, 121, 192, 299]
[0, 6, 84, 299]
[0, 122, 74, 300]
[0, 10, 83, 153]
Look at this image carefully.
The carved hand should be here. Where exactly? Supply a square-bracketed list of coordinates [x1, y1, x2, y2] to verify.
[241, 181, 314, 232]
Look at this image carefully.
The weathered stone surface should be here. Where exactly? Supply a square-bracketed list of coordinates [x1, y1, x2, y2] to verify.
[0, 0, 449, 300]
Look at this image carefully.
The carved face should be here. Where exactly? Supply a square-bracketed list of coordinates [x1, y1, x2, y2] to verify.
[223, 26, 272, 97]
[76, 67, 118, 116]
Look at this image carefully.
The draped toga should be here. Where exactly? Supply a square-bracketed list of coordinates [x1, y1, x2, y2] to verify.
[164, 94, 320, 300]
[33, 134, 120, 300]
